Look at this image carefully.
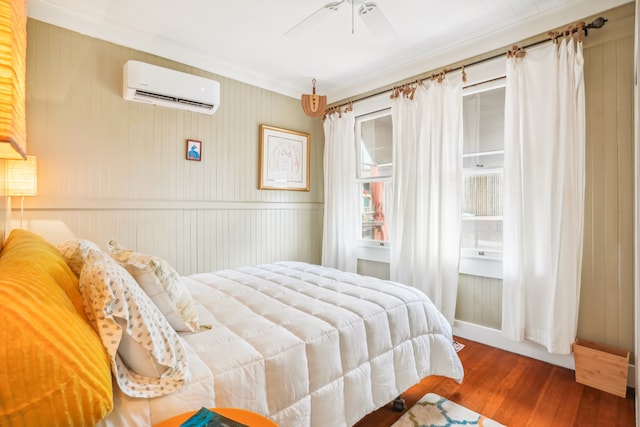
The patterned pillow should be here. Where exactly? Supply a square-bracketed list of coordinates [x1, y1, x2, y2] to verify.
[79, 256, 189, 398]
[108, 240, 200, 332]
[57, 238, 108, 275]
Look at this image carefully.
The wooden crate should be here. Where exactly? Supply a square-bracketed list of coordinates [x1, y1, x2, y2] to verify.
[573, 339, 629, 398]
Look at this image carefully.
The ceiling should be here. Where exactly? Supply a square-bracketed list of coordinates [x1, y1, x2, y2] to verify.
[28, 0, 629, 104]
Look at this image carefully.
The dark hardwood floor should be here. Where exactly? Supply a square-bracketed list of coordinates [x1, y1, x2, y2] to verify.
[354, 337, 636, 427]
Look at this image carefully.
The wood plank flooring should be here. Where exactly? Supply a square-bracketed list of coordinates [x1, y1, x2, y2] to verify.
[354, 337, 636, 427]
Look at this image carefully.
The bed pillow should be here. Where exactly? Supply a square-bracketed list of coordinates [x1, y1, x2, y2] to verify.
[57, 238, 109, 276]
[79, 255, 190, 398]
[0, 229, 113, 425]
[107, 240, 200, 332]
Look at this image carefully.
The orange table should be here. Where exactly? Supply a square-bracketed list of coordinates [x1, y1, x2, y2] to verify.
[153, 407, 278, 427]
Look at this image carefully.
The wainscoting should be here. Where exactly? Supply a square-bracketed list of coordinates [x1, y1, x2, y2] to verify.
[22, 201, 323, 274]
[455, 274, 502, 330]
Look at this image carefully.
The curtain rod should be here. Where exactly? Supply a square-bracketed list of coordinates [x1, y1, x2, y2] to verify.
[330, 17, 608, 110]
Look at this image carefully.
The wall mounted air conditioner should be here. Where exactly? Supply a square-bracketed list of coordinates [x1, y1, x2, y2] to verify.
[123, 60, 220, 115]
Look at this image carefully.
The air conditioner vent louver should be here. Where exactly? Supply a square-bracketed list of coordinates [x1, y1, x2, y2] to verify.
[133, 90, 215, 111]
[123, 60, 220, 115]
[178, 99, 214, 110]
[134, 90, 175, 103]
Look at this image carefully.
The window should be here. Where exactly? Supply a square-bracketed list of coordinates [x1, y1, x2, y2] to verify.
[356, 109, 392, 247]
[460, 83, 505, 278]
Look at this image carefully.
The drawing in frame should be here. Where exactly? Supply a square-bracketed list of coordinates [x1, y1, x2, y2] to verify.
[186, 139, 202, 161]
[259, 124, 310, 191]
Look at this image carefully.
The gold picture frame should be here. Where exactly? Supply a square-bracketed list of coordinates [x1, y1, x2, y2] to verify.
[258, 124, 310, 191]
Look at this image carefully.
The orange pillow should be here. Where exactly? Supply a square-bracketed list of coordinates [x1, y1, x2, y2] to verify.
[0, 229, 113, 426]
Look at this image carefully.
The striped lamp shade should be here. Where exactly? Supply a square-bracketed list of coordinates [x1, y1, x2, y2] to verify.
[6, 155, 37, 196]
[0, 0, 28, 160]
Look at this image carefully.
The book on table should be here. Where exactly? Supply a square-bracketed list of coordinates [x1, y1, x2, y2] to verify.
[180, 407, 249, 427]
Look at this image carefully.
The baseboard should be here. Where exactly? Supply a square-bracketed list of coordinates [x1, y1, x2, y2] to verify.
[452, 320, 636, 388]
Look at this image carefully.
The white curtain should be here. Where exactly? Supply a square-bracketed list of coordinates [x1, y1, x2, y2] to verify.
[390, 76, 464, 323]
[502, 39, 585, 354]
[322, 109, 358, 272]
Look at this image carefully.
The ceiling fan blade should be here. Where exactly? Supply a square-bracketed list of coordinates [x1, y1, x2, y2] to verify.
[285, 1, 345, 37]
[358, 2, 396, 41]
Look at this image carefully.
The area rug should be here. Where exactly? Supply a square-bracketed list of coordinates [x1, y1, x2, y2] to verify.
[391, 393, 505, 427]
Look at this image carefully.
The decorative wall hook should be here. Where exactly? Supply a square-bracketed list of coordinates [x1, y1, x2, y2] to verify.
[301, 79, 327, 118]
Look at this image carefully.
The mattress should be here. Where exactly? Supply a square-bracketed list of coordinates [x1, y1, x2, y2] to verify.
[100, 261, 463, 426]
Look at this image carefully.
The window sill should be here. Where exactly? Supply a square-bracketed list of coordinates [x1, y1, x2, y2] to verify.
[356, 243, 390, 263]
[356, 245, 502, 279]
[459, 256, 502, 279]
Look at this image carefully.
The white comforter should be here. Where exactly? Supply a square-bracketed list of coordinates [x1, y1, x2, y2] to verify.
[102, 262, 463, 427]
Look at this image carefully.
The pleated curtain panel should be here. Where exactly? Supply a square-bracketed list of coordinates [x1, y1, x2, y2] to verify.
[322, 109, 358, 273]
[390, 75, 464, 324]
[502, 38, 586, 354]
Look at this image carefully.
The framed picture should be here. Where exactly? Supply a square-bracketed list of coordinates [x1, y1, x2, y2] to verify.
[186, 139, 202, 161]
[259, 125, 310, 191]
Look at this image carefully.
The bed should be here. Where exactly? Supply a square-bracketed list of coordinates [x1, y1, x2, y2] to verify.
[0, 229, 463, 427]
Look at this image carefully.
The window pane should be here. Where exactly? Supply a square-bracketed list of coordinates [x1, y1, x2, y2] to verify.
[463, 86, 505, 155]
[361, 181, 390, 242]
[461, 219, 503, 256]
[463, 172, 503, 217]
[358, 113, 392, 178]
[462, 171, 503, 258]
[461, 84, 505, 261]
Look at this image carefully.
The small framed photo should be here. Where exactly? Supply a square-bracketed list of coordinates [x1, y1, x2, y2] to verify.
[186, 139, 202, 161]
[259, 125, 310, 191]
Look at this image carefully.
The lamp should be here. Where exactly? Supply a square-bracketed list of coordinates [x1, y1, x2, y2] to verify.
[0, 0, 28, 160]
[6, 155, 37, 229]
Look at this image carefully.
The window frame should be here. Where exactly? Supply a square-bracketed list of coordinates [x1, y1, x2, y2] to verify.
[350, 56, 508, 272]
[459, 60, 507, 279]
[352, 94, 393, 262]
[356, 108, 393, 248]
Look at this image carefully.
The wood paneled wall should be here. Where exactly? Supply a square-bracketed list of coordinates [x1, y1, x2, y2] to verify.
[455, 274, 502, 330]
[580, 5, 635, 352]
[14, 19, 324, 274]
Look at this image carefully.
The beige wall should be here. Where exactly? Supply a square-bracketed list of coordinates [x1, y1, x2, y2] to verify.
[580, 5, 634, 353]
[14, 19, 324, 274]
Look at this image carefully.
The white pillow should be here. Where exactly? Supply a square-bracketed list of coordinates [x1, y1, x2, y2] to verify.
[79, 256, 189, 398]
[107, 240, 200, 332]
